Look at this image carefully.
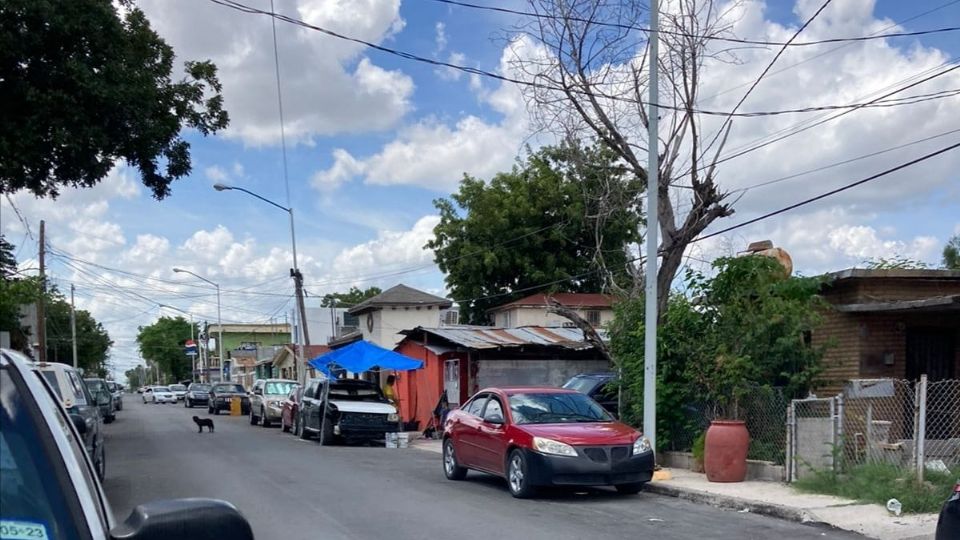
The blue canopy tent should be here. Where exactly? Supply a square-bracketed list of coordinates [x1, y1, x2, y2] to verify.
[307, 340, 423, 376]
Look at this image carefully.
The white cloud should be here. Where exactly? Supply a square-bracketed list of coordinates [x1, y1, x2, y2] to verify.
[435, 22, 448, 52]
[312, 149, 364, 192]
[137, 0, 414, 146]
[329, 215, 440, 281]
[205, 166, 228, 182]
[436, 51, 466, 81]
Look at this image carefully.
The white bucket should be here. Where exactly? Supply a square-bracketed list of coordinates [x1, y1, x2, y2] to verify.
[385, 433, 398, 448]
[397, 433, 409, 449]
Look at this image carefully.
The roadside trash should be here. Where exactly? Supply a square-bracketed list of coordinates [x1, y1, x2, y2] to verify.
[925, 459, 950, 474]
[397, 432, 409, 448]
[885, 498, 902, 516]
[738, 508, 750, 513]
[385, 433, 398, 448]
[647, 518, 664, 522]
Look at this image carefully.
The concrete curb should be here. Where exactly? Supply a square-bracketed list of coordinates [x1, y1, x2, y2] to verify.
[644, 482, 818, 524]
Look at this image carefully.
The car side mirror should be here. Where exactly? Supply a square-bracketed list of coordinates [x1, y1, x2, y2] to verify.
[70, 414, 88, 435]
[254, 389, 262, 396]
[484, 413, 504, 425]
[110, 498, 253, 540]
[98, 392, 111, 405]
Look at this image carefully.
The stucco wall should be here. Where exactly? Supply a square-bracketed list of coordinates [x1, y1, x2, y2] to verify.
[475, 358, 610, 389]
[496, 307, 614, 328]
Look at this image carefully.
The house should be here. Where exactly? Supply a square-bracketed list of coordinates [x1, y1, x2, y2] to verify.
[202, 323, 291, 385]
[812, 268, 960, 395]
[393, 325, 611, 430]
[261, 344, 331, 381]
[343, 284, 454, 349]
[486, 292, 614, 328]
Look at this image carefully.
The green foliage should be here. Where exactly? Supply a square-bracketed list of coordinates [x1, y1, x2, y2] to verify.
[125, 366, 148, 390]
[943, 234, 960, 269]
[691, 432, 706, 467]
[0, 235, 17, 279]
[136, 316, 198, 382]
[0, 0, 228, 199]
[44, 295, 113, 376]
[321, 286, 382, 308]
[612, 255, 826, 448]
[863, 256, 929, 270]
[794, 463, 954, 514]
[429, 143, 641, 323]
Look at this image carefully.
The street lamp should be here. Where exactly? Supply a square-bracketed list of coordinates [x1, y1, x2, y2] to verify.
[213, 183, 309, 384]
[159, 304, 197, 383]
[173, 268, 223, 384]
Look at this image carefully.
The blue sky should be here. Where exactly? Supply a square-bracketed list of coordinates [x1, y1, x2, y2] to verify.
[2, 0, 958, 376]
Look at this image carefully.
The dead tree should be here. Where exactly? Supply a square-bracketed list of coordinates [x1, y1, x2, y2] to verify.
[513, 0, 739, 316]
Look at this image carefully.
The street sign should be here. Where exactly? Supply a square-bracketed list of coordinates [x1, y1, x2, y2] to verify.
[184, 339, 198, 357]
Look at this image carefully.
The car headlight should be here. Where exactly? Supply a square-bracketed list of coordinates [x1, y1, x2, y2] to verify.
[633, 436, 652, 455]
[387, 413, 399, 422]
[532, 437, 577, 457]
[270, 400, 283, 407]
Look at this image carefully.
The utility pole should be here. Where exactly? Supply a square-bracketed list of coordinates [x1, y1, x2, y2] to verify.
[293, 266, 310, 384]
[70, 284, 78, 368]
[37, 220, 47, 364]
[201, 320, 208, 383]
[643, 0, 660, 451]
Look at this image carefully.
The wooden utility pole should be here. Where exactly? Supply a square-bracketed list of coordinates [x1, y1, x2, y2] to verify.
[37, 220, 47, 363]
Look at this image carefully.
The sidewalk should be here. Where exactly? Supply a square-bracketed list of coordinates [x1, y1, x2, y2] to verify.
[647, 468, 939, 540]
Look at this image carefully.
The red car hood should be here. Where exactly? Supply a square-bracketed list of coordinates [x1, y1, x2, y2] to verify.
[518, 422, 639, 446]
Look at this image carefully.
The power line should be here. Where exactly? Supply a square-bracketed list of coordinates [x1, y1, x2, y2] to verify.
[428, 0, 960, 48]
[206, 0, 960, 119]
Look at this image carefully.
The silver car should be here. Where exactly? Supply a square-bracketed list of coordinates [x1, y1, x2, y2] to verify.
[249, 378, 297, 427]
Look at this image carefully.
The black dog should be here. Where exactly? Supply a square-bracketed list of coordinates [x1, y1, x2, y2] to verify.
[193, 416, 214, 433]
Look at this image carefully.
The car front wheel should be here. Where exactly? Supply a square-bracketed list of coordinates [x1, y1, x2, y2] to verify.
[507, 450, 535, 498]
[297, 414, 309, 440]
[95, 444, 106, 481]
[260, 407, 271, 427]
[249, 408, 257, 425]
[319, 417, 334, 446]
[443, 439, 467, 480]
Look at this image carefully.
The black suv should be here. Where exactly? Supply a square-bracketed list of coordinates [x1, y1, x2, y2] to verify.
[1, 348, 254, 539]
[562, 372, 619, 417]
[208, 383, 250, 415]
[299, 378, 400, 445]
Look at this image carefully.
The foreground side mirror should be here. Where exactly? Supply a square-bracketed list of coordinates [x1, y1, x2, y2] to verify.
[484, 413, 504, 425]
[110, 498, 253, 540]
[70, 414, 88, 435]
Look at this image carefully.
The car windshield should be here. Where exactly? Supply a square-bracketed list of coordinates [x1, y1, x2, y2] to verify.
[190, 384, 211, 392]
[328, 384, 387, 403]
[214, 384, 244, 393]
[1, 365, 83, 539]
[508, 392, 613, 424]
[154, 386, 170, 392]
[170, 384, 186, 391]
[265, 381, 294, 395]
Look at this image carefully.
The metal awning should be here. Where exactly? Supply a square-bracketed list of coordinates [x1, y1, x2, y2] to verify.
[833, 295, 960, 313]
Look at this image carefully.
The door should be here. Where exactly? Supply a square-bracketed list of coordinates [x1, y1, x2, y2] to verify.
[907, 327, 957, 439]
[301, 381, 322, 431]
[455, 394, 488, 468]
[444, 360, 461, 408]
[474, 396, 509, 474]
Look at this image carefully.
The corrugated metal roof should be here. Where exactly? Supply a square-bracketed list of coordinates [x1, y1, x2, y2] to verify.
[415, 325, 605, 350]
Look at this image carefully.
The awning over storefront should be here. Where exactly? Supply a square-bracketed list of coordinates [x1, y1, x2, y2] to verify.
[307, 340, 423, 376]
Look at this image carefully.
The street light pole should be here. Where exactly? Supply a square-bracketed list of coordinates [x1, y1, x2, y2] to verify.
[213, 183, 310, 385]
[173, 268, 224, 384]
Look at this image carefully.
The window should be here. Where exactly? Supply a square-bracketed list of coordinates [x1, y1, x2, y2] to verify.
[500, 312, 511, 327]
[586, 310, 601, 326]
[265, 381, 295, 396]
[65, 372, 88, 407]
[463, 394, 488, 417]
[304, 381, 318, 399]
[39, 371, 62, 399]
[482, 397, 504, 422]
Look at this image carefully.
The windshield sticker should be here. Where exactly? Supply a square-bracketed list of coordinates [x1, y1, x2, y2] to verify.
[0, 520, 50, 540]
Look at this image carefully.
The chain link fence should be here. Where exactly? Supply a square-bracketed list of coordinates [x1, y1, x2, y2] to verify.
[788, 377, 960, 481]
[666, 386, 788, 466]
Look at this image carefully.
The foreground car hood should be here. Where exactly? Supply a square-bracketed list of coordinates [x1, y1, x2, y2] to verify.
[330, 400, 396, 414]
[518, 422, 639, 446]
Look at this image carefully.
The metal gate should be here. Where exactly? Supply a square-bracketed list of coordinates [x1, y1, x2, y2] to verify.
[786, 396, 841, 482]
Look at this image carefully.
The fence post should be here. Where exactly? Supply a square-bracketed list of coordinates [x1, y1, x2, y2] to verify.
[835, 393, 844, 471]
[786, 401, 794, 482]
[828, 396, 836, 474]
[916, 374, 927, 482]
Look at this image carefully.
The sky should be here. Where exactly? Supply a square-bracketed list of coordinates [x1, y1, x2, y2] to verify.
[2, 0, 959, 380]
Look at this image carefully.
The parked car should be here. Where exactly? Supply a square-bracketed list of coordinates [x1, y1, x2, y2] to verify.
[107, 381, 124, 411]
[142, 386, 154, 403]
[936, 480, 960, 540]
[562, 372, 618, 417]
[184, 382, 212, 408]
[281, 384, 304, 434]
[208, 383, 250, 415]
[249, 378, 297, 427]
[29, 358, 107, 480]
[299, 377, 400, 445]
[0, 348, 254, 540]
[442, 386, 654, 498]
[169, 383, 188, 401]
[137, 385, 145, 393]
[84, 378, 117, 423]
[151, 386, 176, 404]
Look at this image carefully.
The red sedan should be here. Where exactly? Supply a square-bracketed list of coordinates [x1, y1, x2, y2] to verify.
[442, 387, 654, 498]
[279, 384, 302, 434]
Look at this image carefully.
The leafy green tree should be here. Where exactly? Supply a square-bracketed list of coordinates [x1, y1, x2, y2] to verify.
[943, 234, 960, 269]
[428, 144, 641, 323]
[0, 235, 17, 278]
[125, 366, 147, 390]
[0, 0, 228, 199]
[0, 235, 41, 351]
[321, 286, 382, 308]
[44, 296, 113, 376]
[136, 316, 198, 382]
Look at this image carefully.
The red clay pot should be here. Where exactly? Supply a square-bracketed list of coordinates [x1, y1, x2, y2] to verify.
[704, 420, 749, 483]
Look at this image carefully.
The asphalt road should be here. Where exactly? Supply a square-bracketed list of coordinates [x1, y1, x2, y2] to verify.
[102, 398, 864, 540]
